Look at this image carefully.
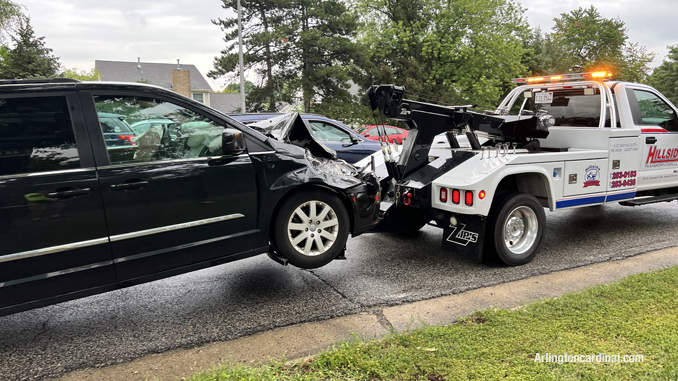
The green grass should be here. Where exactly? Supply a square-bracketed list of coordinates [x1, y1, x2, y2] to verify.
[185, 266, 678, 381]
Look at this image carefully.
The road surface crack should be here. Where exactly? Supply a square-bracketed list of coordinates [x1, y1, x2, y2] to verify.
[304, 269, 363, 307]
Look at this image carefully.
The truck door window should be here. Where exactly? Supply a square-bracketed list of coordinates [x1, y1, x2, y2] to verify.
[0, 96, 80, 176]
[630, 89, 678, 131]
[93, 95, 228, 164]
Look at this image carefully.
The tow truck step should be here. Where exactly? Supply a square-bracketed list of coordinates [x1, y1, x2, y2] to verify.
[619, 194, 678, 206]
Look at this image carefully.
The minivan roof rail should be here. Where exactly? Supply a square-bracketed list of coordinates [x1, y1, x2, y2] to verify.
[0, 78, 80, 85]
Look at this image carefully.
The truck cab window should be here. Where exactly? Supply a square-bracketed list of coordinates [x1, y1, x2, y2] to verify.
[0, 96, 79, 176]
[93, 95, 227, 164]
[523, 88, 602, 127]
[631, 90, 678, 131]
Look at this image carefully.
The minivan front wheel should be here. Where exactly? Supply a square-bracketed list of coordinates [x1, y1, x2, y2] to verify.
[273, 190, 350, 268]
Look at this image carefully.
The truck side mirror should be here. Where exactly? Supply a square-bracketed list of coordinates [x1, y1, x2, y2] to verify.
[364, 133, 371, 137]
[222, 128, 247, 156]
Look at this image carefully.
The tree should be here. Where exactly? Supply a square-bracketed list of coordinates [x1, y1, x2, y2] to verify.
[288, 0, 359, 113]
[62, 67, 102, 81]
[649, 45, 678, 106]
[0, 0, 24, 44]
[549, 6, 654, 82]
[209, 0, 294, 112]
[223, 81, 254, 93]
[0, 18, 60, 79]
[352, 0, 531, 109]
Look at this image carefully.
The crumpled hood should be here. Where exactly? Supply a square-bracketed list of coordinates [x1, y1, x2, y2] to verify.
[249, 113, 337, 161]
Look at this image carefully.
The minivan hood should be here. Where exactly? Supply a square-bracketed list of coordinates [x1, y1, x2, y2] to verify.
[249, 113, 337, 160]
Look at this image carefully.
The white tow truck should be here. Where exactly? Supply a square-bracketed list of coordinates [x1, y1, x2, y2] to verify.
[366, 72, 678, 266]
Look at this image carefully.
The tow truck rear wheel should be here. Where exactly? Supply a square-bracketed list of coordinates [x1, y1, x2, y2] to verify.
[273, 189, 350, 269]
[487, 192, 545, 266]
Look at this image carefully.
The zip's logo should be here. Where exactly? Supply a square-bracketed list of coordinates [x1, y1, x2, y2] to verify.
[446, 223, 479, 246]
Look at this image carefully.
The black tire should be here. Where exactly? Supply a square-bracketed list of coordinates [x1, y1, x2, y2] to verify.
[273, 189, 350, 269]
[376, 205, 428, 234]
[486, 192, 545, 266]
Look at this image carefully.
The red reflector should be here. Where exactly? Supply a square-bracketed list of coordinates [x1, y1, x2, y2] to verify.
[452, 189, 460, 204]
[479, 190, 486, 200]
[465, 190, 473, 206]
[440, 188, 448, 203]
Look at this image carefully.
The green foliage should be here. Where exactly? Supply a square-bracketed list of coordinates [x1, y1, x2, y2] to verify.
[209, 0, 295, 112]
[0, 0, 24, 44]
[0, 18, 60, 79]
[352, 0, 531, 110]
[61, 67, 101, 81]
[532, 6, 655, 83]
[649, 45, 678, 106]
[186, 266, 678, 380]
[223, 81, 254, 94]
[210, 0, 358, 113]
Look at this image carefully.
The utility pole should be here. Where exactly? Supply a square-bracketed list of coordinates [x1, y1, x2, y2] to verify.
[238, 0, 246, 112]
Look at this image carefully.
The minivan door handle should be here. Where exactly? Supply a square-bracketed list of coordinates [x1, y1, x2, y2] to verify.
[110, 181, 149, 190]
[47, 188, 91, 198]
[646, 136, 658, 144]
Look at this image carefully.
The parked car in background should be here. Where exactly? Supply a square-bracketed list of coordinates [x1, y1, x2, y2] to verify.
[98, 112, 137, 147]
[357, 125, 408, 144]
[229, 113, 382, 163]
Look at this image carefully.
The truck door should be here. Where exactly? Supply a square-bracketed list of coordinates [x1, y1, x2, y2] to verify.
[626, 86, 678, 190]
[80, 90, 258, 281]
[0, 92, 114, 314]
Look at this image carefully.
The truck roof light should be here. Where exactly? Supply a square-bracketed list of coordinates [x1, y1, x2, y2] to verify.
[512, 71, 613, 84]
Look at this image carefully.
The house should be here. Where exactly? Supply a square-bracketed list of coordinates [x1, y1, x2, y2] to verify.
[94, 59, 242, 114]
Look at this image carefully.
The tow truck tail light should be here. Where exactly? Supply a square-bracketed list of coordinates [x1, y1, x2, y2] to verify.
[452, 189, 461, 204]
[440, 188, 448, 203]
[465, 190, 473, 206]
[479, 190, 486, 200]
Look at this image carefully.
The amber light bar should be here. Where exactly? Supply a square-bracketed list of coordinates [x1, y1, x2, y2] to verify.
[512, 71, 613, 84]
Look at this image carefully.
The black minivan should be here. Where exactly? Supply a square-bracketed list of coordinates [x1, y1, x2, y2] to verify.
[0, 79, 380, 317]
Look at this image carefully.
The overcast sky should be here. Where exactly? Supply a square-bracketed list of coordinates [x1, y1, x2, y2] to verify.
[19, 0, 677, 91]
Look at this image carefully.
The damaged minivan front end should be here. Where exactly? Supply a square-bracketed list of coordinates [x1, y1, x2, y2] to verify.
[244, 113, 380, 268]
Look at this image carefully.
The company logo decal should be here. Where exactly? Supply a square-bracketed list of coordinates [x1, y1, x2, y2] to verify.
[646, 146, 678, 164]
[446, 223, 479, 246]
[583, 165, 601, 188]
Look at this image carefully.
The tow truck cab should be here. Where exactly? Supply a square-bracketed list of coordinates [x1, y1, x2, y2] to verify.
[368, 72, 678, 266]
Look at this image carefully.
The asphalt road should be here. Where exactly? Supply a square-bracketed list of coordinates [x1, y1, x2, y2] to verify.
[2, 202, 678, 381]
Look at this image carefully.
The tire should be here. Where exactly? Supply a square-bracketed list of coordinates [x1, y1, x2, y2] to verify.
[486, 192, 545, 266]
[273, 189, 350, 269]
[376, 205, 428, 234]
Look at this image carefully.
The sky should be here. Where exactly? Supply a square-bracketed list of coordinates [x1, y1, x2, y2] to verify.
[17, 0, 678, 92]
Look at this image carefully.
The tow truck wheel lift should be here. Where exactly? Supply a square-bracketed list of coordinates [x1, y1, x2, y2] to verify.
[367, 84, 553, 265]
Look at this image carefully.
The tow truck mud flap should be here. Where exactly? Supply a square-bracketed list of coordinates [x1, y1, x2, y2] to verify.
[441, 214, 486, 263]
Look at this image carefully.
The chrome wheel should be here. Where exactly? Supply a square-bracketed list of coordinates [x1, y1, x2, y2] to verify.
[287, 200, 339, 256]
[503, 206, 538, 255]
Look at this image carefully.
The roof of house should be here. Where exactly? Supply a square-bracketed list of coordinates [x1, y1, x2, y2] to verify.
[209, 93, 243, 114]
[94, 60, 213, 91]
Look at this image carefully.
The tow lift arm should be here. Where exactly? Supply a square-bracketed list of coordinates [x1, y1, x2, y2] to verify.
[367, 84, 548, 182]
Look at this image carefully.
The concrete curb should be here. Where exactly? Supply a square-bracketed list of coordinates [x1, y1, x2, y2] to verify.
[55, 247, 678, 381]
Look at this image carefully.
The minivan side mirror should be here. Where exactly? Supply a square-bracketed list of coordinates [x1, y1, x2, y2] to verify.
[222, 128, 247, 156]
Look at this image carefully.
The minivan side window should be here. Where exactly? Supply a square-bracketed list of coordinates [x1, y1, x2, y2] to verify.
[93, 95, 226, 165]
[630, 89, 678, 131]
[0, 96, 79, 176]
